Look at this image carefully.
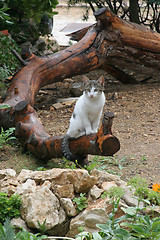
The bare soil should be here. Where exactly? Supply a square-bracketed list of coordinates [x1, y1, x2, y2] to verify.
[0, 70, 160, 185]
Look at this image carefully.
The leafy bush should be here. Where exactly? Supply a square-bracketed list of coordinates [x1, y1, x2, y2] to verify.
[0, 193, 21, 224]
[0, 35, 20, 93]
[0, 0, 59, 43]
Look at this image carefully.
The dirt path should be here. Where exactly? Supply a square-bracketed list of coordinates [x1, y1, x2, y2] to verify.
[0, 70, 160, 185]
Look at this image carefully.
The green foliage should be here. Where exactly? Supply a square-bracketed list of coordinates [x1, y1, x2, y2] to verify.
[84, 155, 126, 175]
[0, 35, 20, 93]
[0, 127, 16, 149]
[73, 193, 88, 212]
[0, 0, 59, 43]
[128, 176, 160, 206]
[15, 228, 47, 240]
[0, 218, 15, 240]
[0, 218, 47, 240]
[0, 5, 12, 24]
[0, 104, 11, 109]
[101, 186, 125, 201]
[75, 180, 160, 240]
[0, 193, 21, 224]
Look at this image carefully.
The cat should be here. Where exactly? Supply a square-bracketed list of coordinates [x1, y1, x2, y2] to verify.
[61, 75, 105, 162]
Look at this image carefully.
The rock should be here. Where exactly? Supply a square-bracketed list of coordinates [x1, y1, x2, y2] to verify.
[0, 169, 16, 180]
[17, 169, 97, 193]
[70, 82, 83, 97]
[21, 184, 69, 236]
[57, 97, 78, 103]
[52, 184, 75, 199]
[101, 181, 117, 191]
[15, 179, 36, 195]
[0, 185, 16, 196]
[91, 169, 127, 188]
[121, 185, 143, 208]
[20, 36, 60, 57]
[52, 102, 64, 110]
[11, 217, 30, 233]
[104, 197, 128, 219]
[50, 169, 97, 193]
[67, 198, 109, 237]
[89, 185, 103, 200]
[60, 198, 77, 217]
[0, 178, 19, 188]
[0, 169, 17, 196]
[34, 38, 46, 51]
[144, 206, 160, 217]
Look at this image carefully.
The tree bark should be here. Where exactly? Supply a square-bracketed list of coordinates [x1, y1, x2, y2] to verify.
[1, 7, 160, 163]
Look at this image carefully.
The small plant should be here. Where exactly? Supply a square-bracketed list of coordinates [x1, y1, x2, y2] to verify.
[0, 193, 21, 224]
[0, 218, 47, 240]
[0, 218, 15, 240]
[128, 176, 160, 206]
[73, 193, 88, 212]
[100, 155, 126, 170]
[37, 219, 47, 234]
[0, 127, 16, 149]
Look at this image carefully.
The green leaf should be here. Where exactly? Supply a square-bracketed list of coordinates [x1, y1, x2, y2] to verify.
[152, 221, 160, 232]
[121, 207, 137, 216]
[131, 224, 145, 233]
[0, 104, 11, 109]
[113, 228, 130, 237]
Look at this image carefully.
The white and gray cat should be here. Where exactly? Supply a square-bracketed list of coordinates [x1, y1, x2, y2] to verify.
[61, 75, 105, 162]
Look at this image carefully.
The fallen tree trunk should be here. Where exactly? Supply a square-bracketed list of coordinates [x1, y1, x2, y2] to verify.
[1, 7, 160, 163]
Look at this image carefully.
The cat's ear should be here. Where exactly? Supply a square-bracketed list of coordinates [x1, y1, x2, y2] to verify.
[98, 75, 105, 86]
[82, 75, 90, 85]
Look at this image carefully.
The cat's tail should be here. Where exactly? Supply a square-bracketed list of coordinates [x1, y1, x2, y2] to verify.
[61, 134, 76, 162]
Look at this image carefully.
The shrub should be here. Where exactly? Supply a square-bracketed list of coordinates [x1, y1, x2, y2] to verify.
[0, 35, 21, 93]
[0, 193, 21, 224]
[0, 0, 59, 43]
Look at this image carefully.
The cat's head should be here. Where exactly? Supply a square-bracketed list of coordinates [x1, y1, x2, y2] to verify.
[82, 75, 104, 99]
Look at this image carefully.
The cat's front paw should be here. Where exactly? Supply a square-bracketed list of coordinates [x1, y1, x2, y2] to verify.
[86, 129, 95, 135]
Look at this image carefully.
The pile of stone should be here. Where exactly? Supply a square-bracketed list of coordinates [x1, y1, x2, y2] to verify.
[0, 168, 159, 237]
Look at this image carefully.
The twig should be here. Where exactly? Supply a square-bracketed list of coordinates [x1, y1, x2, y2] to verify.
[11, 49, 27, 66]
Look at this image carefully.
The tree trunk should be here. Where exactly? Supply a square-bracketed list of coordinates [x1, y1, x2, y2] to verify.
[129, 0, 140, 24]
[1, 7, 160, 163]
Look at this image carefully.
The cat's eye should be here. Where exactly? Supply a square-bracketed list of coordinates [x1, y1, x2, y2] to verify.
[94, 89, 98, 92]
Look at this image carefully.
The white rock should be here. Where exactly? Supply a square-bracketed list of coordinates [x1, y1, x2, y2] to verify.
[60, 198, 77, 217]
[11, 217, 30, 232]
[15, 179, 36, 195]
[67, 198, 109, 237]
[101, 181, 117, 191]
[52, 184, 75, 198]
[0, 169, 16, 179]
[89, 185, 103, 200]
[91, 169, 127, 187]
[21, 184, 68, 235]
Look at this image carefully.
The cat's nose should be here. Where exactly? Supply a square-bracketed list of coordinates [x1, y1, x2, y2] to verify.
[90, 94, 94, 98]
